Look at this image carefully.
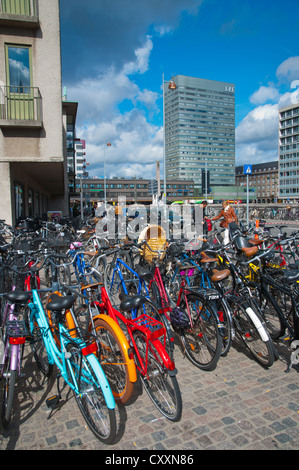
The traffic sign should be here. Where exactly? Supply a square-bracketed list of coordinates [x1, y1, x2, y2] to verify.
[244, 164, 252, 175]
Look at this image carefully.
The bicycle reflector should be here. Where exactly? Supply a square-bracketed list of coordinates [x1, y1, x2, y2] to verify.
[82, 342, 98, 356]
[9, 336, 26, 345]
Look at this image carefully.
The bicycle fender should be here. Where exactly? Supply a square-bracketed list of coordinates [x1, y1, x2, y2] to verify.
[245, 307, 269, 342]
[151, 338, 176, 373]
[92, 313, 137, 383]
[86, 353, 116, 409]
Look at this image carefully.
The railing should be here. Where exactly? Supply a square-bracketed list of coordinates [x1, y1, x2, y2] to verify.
[0, 85, 42, 127]
[0, 0, 39, 26]
[1, 0, 37, 15]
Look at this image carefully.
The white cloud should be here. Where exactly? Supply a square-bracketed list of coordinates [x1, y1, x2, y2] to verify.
[249, 85, 280, 105]
[123, 37, 153, 75]
[236, 57, 299, 166]
[66, 37, 164, 179]
[276, 56, 299, 83]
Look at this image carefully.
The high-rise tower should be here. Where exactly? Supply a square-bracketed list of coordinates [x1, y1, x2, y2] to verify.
[164, 75, 235, 195]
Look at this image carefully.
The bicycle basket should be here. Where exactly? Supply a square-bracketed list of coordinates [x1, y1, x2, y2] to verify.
[138, 225, 168, 264]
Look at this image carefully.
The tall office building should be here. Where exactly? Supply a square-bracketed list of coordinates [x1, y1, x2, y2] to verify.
[164, 75, 235, 195]
[279, 102, 299, 202]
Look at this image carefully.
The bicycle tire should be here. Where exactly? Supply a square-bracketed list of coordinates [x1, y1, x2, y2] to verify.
[132, 329, 182, 422]
[2, 360, 16, 428]
[215, 296, 234, 357]
[66, 343, 116, 444]
[26, 307, 53, 378]
[94, 317, 134, 404]
[256, 287, 285, 340]
[179, 292, 222, 371]
[233, 302, 274, 368]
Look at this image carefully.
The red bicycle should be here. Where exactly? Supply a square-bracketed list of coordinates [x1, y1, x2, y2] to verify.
[97, 286, 182, 421]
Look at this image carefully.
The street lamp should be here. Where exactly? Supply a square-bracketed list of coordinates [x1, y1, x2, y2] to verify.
[162, 74, 177, 204]
[104, 142, 111, 208]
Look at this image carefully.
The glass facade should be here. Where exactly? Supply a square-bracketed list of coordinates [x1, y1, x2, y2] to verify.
[279, 103, 299, 200]
[164, 75, 235, 193]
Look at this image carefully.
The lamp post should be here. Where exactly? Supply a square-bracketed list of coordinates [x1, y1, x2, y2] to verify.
[104, 142, 111, 208]
[162, 74, 176, 204]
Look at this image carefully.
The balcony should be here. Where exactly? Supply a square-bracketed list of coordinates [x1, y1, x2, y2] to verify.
[0, 0, 39, 28]
[0, 86, 42, 128]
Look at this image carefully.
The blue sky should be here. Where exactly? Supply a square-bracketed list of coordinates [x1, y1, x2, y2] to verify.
[60, 0, 299, 179]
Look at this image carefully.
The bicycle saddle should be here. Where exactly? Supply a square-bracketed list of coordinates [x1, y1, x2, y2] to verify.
[241, 246, 258, 257]
[46, 294, 76, 311]
[119, 293, 147, 311]
[211, 268, 231, 282]
[5, 289, 31, 305]
[135, 264, 154, 281]
[200, 251, 218, 263]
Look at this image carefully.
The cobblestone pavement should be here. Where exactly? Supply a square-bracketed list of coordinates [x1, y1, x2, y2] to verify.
[0, 333, 298, 451]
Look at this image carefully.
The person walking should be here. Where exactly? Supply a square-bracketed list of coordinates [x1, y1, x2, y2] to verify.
[212, 200, 238, 245]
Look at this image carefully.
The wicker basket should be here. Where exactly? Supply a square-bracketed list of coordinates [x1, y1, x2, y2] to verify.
[138, 225, 168, 264]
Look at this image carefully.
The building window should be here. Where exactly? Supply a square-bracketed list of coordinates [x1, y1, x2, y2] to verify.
[6, 44, 32, 91]
[28, 188, 34, 217]
[5, 44, 33, 120]
[14, 182, 24, 220]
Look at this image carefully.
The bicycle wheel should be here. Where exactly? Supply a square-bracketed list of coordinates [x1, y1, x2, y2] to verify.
[215, 296, 234, 357]
[132, 329, 182, 422]
[94, 317, 134, 404]
[26, 307, 53, 377]
[1, 354, 16, 428]
[66, 343, 116, 444]
[179, 293, 222, 371]
[256, 287, 285, 340]
[232, 302, 274, 367]
[104, 264, 121, 307]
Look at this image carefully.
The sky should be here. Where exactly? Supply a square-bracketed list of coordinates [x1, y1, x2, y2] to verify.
[59, 0, 299, 179]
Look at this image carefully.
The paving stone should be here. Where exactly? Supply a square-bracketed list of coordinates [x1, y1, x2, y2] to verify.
[1, 337, 299, 451]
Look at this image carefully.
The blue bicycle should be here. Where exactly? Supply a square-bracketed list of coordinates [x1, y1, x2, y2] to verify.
[104, 245, 149, 310]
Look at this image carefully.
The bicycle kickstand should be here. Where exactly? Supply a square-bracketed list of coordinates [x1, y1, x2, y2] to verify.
[46, 373, 62, 419]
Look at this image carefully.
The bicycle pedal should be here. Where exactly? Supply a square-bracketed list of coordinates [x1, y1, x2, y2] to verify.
[281, 334, 292, 342]
[46, 395, 60, 410]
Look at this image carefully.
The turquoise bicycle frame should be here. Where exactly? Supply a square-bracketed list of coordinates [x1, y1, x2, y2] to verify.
[28, 290, 115, 409]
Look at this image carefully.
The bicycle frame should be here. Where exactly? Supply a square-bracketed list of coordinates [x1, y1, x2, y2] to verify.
[107, 257, 149, 317]
[69, 244, 91, 283]
[24, 260, 40, 290]
[28, 289, 115, 409]
[80, 284, 137, 385]
[99, 287, 175, 373]
[0, 289, 26, 377]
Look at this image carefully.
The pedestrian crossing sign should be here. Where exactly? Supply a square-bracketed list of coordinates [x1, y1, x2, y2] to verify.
[244, 164, 252, 175]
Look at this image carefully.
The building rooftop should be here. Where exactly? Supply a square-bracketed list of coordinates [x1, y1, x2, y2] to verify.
[236, 161, 278, 174]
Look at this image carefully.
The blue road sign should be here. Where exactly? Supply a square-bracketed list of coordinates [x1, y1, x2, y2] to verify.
[244, 164, 252, 175]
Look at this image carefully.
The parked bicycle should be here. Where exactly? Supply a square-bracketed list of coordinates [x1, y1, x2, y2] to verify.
[3, 260, 118, 443]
